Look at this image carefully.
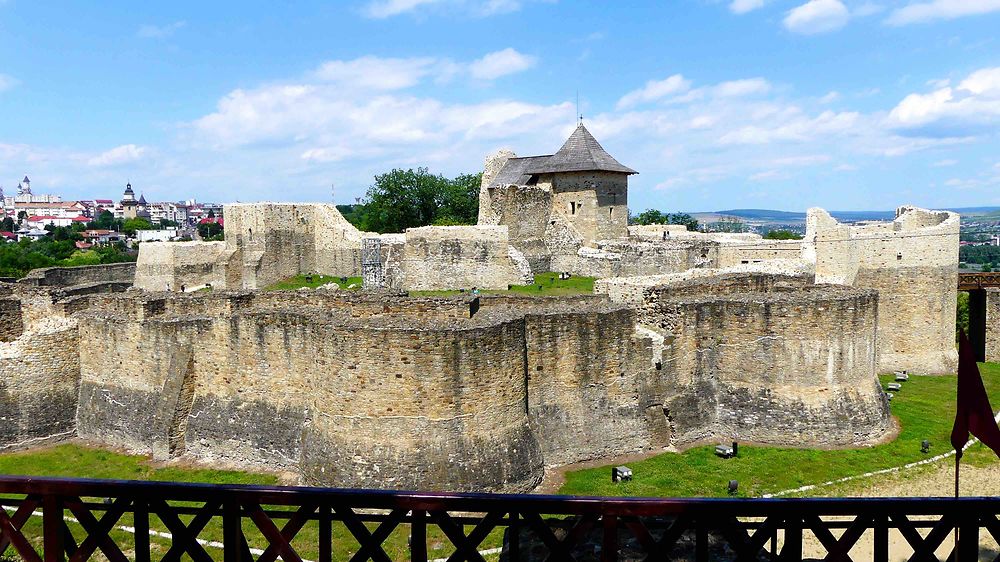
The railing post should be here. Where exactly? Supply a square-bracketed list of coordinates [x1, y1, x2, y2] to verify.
[780, 515, 801, 562]
[410, 509, 427, 562]
[602, 514, 618, 562]
[957, 512, 979, 562]
[873, 513, 888, 562]
[134, 498, 150, 562]
[224, 499, 243, 562]
[42, 495, 64, 562]
[319, 503, 332, 562]
[509, 511, 520, 562]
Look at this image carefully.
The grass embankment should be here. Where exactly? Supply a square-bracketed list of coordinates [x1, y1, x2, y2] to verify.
[560, 364, 1000, 498]
[0, 445, 497, 560]
[410, 272, 595, 297]
[264, 274, 362, 291]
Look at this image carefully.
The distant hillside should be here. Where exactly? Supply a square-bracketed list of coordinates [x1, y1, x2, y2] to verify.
[707, 207, 1000, 225]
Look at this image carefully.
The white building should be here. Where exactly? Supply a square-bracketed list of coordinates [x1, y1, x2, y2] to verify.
[136, 228, 179, 243]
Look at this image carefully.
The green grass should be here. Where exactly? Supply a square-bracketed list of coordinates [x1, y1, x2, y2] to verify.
[264, 274, 362, 291]
[409, 272, 596, 297]
[559, 363, 1000, 498]
[0, 444, 500, 559]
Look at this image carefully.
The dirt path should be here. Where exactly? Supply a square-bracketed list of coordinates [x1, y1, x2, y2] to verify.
[798, 462, 1000, 560]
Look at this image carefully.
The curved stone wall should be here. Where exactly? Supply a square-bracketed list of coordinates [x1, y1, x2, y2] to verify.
[641, 276, 890, 446]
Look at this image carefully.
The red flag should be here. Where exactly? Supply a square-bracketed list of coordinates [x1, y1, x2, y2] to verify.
[951, 330, 1000, 458]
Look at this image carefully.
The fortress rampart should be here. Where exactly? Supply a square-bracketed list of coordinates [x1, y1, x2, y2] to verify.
[988, 289, 1000, 363]
[0, 278, 892, 491]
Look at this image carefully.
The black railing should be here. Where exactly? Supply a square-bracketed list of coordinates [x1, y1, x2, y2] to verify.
[1, 476, 998, 561]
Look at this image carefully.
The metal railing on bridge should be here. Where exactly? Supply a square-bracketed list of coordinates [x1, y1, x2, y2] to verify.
[1, 475, 999, 561]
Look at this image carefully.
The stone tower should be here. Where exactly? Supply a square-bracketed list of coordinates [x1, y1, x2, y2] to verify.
[121, 183, 138, 219]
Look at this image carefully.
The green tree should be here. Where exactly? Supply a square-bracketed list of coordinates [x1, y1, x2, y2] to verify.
[197, 222, 224, 240]
[630, 209, 699, 231]
[0, 217, 14, 232]
[763, 229, 803, 240]
[356, 168, 480, 233]
[984, 262, 994, 273]
[121, 217, 153, 235]
[16, 211, 27, 226]
[957, 292, 969, 341]
[93, 210, 118, 230]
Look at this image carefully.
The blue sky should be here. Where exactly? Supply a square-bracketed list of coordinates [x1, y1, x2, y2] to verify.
[1, 0, 999, 212]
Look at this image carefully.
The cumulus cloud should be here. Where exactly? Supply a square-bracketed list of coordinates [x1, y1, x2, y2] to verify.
[0, 73, 17, 92]
[363, 0, 534, 18]
[887, 67, 1000, 135]
[137, 21, 186, 39]
[886, 0, 1000, 25]
[87, 144, 148, 167]
[712, 78, 772, 97]
[729, 0, 767, 14]
[783, 0, 850, 34]
[312, 56, 446, 90]
[616, 75, 692, 109]
[469, 48, 537, 80]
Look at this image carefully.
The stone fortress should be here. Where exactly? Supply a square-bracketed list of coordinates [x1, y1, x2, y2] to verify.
[1, 124, 984, 493]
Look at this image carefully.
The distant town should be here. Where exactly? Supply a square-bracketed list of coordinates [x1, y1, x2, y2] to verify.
[0, 175, 223, 246]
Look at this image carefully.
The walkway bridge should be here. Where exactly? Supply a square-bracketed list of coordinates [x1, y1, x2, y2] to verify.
[0, 476, 998, 561]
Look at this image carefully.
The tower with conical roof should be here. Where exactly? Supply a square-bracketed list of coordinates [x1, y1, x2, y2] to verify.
[482, 123, 636, 246]
[121, 182, 138, 219]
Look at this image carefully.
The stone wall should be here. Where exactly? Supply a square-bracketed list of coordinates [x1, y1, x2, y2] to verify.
[0, 323, 80, 451]
[377, 226, 532, 291]
[637, 275, 889, 446]
[551, 171, 629, 244]
[988, 289, 1000, 363]
[0, 298, 23, 342]
[134, 241, 231, 291]
[18, 263, 136, 287]
[524, 307, 671, 465]
[806, 206, 959, 374]
[134, 203, 366, 292]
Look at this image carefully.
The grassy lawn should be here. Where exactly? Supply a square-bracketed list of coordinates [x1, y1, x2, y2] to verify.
[410, 272, 595, 297]
[264, 274, 362, 291]
[0, 444, 499, 560]
[559, 363, 1000, 498]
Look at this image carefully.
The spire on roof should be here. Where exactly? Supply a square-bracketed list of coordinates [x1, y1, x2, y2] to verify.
[525, 124, 637, 175]
[138, 194, 147, 205]
[22, 176, 30, 184]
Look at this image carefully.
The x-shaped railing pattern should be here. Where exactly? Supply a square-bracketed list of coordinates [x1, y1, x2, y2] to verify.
[1, 476, 998, 561]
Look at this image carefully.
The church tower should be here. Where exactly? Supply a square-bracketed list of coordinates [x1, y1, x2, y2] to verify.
[121, 182, 138, 219]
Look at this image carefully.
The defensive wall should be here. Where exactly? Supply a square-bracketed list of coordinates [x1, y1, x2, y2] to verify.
[806, 205, 960, 374]
[1, 276, 893, 490]
[636, 274, 889, 445]
[372, 225, 533, 292]
[135, 204, 368, 292]
[17, 262, 136, 287]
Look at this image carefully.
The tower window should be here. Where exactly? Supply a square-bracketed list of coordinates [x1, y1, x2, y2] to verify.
[570, 202, 577, 215]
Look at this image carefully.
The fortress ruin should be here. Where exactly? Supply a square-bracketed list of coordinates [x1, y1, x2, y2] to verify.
[0, 124, 977, 492]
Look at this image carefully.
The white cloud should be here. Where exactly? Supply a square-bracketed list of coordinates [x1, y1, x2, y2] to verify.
[313, 56, 446, 90]
[819, 91, 841, 103]
[363, 0, 536, 18]
[616, 75, 691, 109]
[0, 73, 17, 92]
[712, 78, 771, 97]
[783, 0, 850, 34]
[886, 0, 1000, 25]
[469, 48, 537, 80]
[87, 145, 148, 167]
[718, 110, 860, 145]
[887, 67, 1000, 135]
[137, 21, 186, 39]
[729, 0, 767, 14]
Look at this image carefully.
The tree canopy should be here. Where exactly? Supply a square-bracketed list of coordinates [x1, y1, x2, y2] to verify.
[960, 244, 1000, 265]
[345, 168, 481, 233]
[0, 226, 134, 278]
[629, 209, 699, 232]
[763, 229, 803, 240]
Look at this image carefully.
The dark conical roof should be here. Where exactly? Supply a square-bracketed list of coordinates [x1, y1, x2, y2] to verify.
[138, 194, 147, 205]
[524, 124, 636, 175]
[22, 175, 30, 183]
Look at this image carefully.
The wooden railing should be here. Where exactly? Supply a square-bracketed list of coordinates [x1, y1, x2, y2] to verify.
[958, 272, 1000, 290]
[1, 476, 999, 561]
